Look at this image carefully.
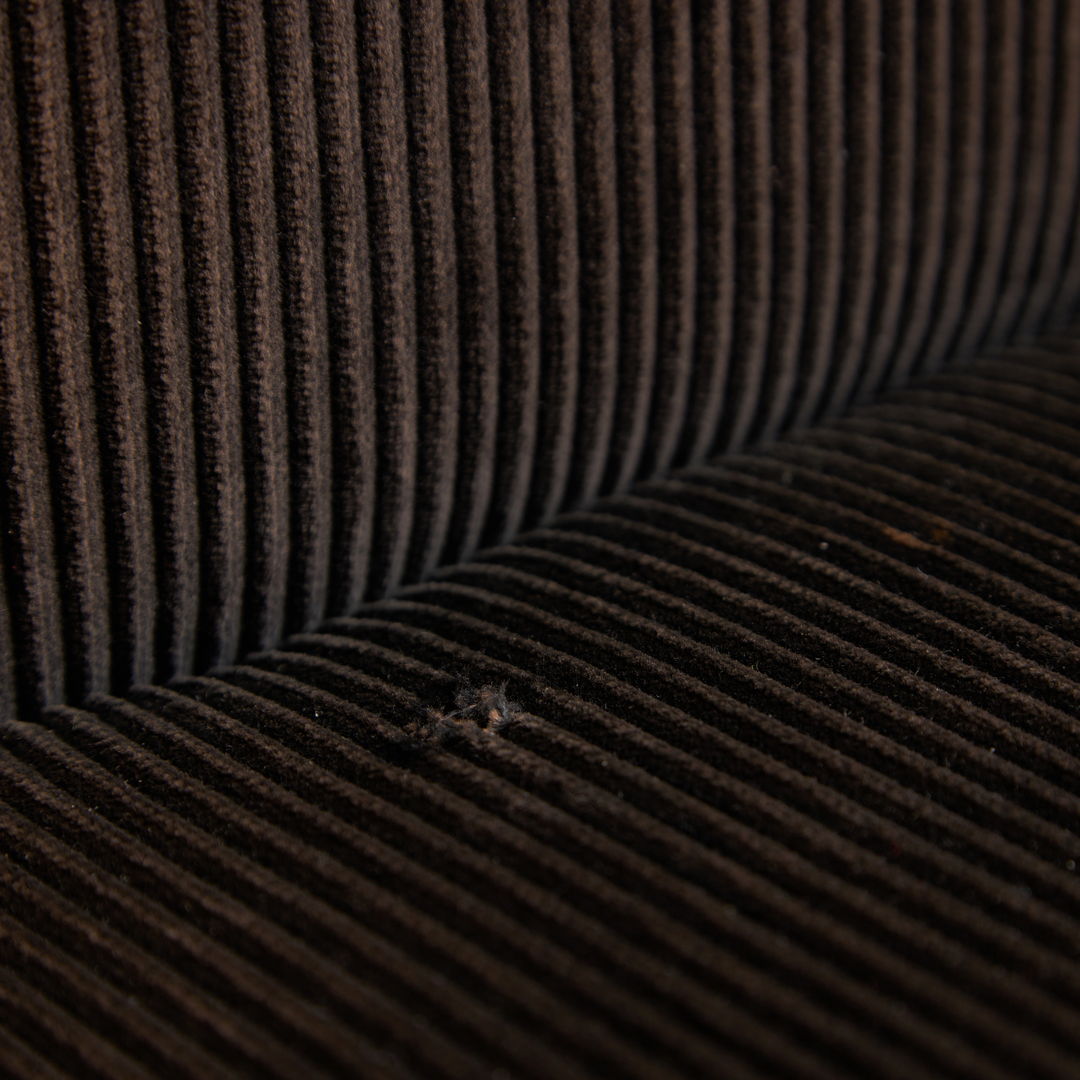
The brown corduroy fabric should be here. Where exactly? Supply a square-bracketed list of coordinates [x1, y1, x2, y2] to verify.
[2, 1, 1080, 1077]
[4, 342, 1080, 1078]
[3, 0, 1080, 714]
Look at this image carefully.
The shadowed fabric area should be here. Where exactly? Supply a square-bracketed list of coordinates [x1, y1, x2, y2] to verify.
[1, 1, 1080, 1077]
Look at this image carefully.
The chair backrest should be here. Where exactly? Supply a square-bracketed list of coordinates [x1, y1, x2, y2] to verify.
[2, 0, 1079, 717]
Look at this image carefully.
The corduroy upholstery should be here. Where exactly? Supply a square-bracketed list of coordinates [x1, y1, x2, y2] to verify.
[2, 2, 1080, 1077]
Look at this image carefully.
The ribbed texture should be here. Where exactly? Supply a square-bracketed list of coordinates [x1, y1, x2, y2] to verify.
[3, 4, 1080, 1076]
[2, 342, 1079, 1078]
[4, 1, 1080, 714]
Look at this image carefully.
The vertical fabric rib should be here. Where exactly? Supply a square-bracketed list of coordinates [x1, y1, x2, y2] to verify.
[524, 0, 579, 526]
[641, 0, 696, 476]
[984, 0, 1057, 345]
[0, 5, 64, 714]
[951, 0, 1022, 357]
[852, 0, 917, 404]
[677, 0, 734, 463]
[168, 0, 245, 671]
[120, 0, 201, 682]
[265, 0, 333, 635]
[604, 0, 658, 491]
[68, 0, 158, 691]
[752, 0, 807, 443]
[9, 0, 109, 703]
[565, 0, 619, 504]
[309, 0, 375, 618]
[482, 0, 540, 546]
[1048, 9, 1080, 322]
[1022, 0, 1080, 329]
[2, 0, 1080, 710]
[817, 0, 882, 420]
[400, 0, 458, 583]
[720, 0, 772, 451]
[438, 0, 497, 566]
[916, 1, 986, 369]
[883, 1, 951, 388]
[219, 0, 291, 655]
[783, 0, 843, 430]
[356, 0, 417, 597]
